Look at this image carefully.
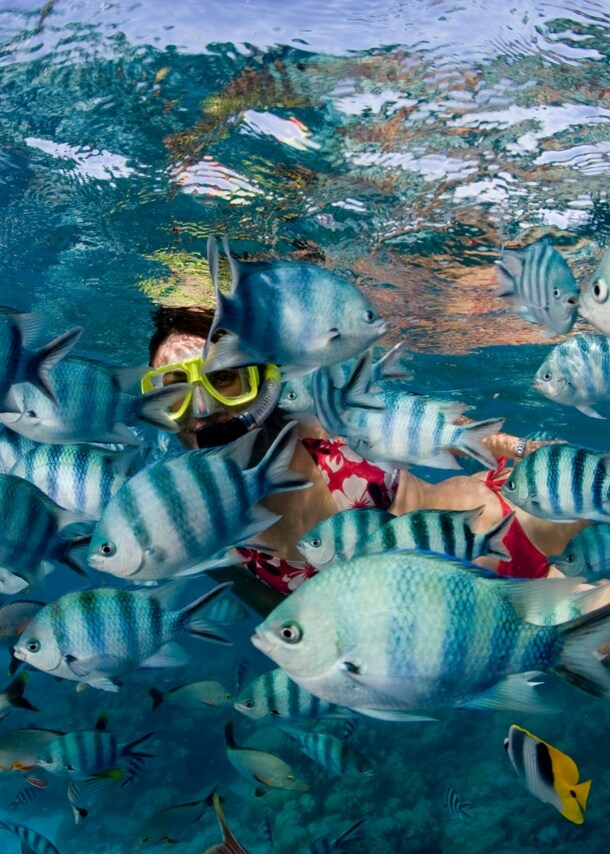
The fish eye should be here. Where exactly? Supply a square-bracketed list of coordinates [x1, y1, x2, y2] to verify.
[552, 288, 561, 299]
[243, 699, 254, 708]
[100, 542, 116, 557]
[286, 391, 297, 401]
[287, 774, 294, 781]
[270, 709, 280, 716]
[279, 621, 302, 644]
[25, 410, 36, 419]
[25, 639, 40, 653]
[505, 480, 516, 491]
[542, 372, 552, 381]
[593, 278, 609, 303]
[309, 538, 322, 548]
[40, 757, 52, 765]
[566, 554, 575, 563]
[362, 308, 376, 323]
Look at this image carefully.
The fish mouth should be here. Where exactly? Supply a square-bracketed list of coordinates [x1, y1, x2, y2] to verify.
[12, 648, 25, 662]
[251, 631, 273, 656]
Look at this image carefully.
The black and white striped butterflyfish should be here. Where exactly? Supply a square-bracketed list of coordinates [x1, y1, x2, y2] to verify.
[504, 724, 591, 824]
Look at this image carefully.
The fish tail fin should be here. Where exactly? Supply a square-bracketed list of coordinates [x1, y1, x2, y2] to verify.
[181, 583, 233, 644]
[455, 417, 506, 469]
[148, 686, 165, 711]
[480, 510, 514, 560]
[373, 340, 412, 383]
[555, 602, 610, 696]
[333, 818, 366, 846]
[137, 383, 192, 433]
[5, 672, 38, 712]
[257, 421, 312, 495]
[224, 720, 237, 749]
[121, 731, 155, 757]
[25, 325, 83, 404]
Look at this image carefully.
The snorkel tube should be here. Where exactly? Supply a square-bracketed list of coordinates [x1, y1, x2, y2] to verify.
[195, 364, 282, 448]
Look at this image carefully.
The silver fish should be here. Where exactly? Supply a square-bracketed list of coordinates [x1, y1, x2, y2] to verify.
[296, 508, 394, 568]
[252, 551, 610, 718]
[551, 524, 610, 580]
[577, 246, 610, 335]
[204, 237, 386, 379]
[532, 334, 610, 419]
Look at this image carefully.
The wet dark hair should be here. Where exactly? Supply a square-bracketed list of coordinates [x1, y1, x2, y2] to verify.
[148, 306, 221, 364]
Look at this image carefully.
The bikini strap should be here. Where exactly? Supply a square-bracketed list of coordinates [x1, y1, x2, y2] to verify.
[484, 456, 509, 493]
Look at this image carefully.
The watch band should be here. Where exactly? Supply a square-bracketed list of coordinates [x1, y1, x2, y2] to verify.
[515, 437, 527, 461]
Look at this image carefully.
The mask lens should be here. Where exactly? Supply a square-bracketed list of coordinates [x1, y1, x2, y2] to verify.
[206, 368, 252, 400]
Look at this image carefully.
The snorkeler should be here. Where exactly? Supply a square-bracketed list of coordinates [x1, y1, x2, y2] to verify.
[143, 305, 585, 604]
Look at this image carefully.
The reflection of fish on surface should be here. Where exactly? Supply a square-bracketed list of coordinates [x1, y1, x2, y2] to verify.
[224, 720, 308, 794]
[252, 551, 610, 718]
[203, 790, 250, 854]
[504, 724, 591, 824]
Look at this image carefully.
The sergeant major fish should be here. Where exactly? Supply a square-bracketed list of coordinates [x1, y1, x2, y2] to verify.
[532, 334, 610, 418]
[277, 723, 375, 778]
[502, 443, 610, 522]
[495, 241, 578, 336]
[203, 237, 386, 379]
[551, 524, 610, 581]
[504, 724, 591, 824]
[13, 582, 231, 692]
[252, 551, 610, 718]
[0, 819, 60, 854]
[577, 246, 610, 335]
[87, 422, 310, 581]
[296, 508, 394, 568]
[235, 667, 356, 722]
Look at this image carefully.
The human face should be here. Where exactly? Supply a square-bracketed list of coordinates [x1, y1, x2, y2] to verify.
[151, 332, 256, 449]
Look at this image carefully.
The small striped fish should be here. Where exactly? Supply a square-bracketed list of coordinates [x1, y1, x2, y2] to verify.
[495, 241, 578, 335]
[0, 820, 60, 854]
[552, 524, 610, 580]
[364, 507, 513, 562]
[234, 668, 355, 721]
[9, 785, 43, 811]
[88, 422, 310, 581]
[278, 724, 375, 778]
[443, 786, 471, 820]
[502, 443, 610, 522]
[37, 728, 154, 779]
[533, 334, 610, 419]
[307, 819, 365, 853]
[296, 508, 394, 568]
[11, 444, 139, 518]
[347, 390, 504, 471]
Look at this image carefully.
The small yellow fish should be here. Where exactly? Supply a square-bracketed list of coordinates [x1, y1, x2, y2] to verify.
[504, 724, 591, 824]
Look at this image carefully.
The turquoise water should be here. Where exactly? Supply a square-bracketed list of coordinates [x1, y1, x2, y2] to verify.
[1, 0, 610, 851]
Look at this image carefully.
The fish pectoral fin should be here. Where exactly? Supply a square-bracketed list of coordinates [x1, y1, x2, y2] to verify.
[140, 642, 190, 669]
[577, 405, 605, 419]
[350, 707, 437, 723]
[65, 654, 124, 679]
[455, 673, 557, 714]
[255, 786, 270, 798]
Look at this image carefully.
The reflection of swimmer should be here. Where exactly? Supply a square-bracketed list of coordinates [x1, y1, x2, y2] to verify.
[145, 306, 584, 610]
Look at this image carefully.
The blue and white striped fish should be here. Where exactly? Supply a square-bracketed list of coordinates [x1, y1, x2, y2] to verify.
[13, 582, 231, 691]
[362, 507, 513, 563]
[11, 444, 140, 518]
[37, 725, 153, 781]
[495, 241, 578, 336]
[0, 357, 189, 445]
[234, 667, 355, 721]
[346, 390, 504, 470]
[0, 474, 89, 588]
[443, 785, 471, 820]
[296, 508, 394, 568]
[203, 237, 386, 379]
[278, 723, 375, 778]
[8, 784, 43, 811]
[87, 422, 310, 581]
[551, 524, 610, 581]
[309, 353, 386, 439]
[253, 551, 610, 716]
[502, 444, 610, 522]
[533, 334, 610, 419]
[0, 820, 60, 854]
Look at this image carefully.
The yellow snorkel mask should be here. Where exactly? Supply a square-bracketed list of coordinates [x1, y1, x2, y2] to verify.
[141, 356, 261, 421]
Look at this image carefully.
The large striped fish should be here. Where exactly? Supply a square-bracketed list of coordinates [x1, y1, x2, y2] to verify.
[11, 444, 139, 518]
[504, 724, 591, 824]
[87, 422, 310, 581]
[495, 241, 578, 336]
[552, 524, 610, 580]
[296, 508, 394, 568]
[0, 356, 189, 446]
[203, 237, 386, 379]
[234, 667, 355, 722]
[532, 334, 610, 419]
[13, 582, 231, 691]
[252, 551, 610, 717]
[0, 820, 60, 854]
[502, 443, 610, 522]
[0, 427, 38, 474]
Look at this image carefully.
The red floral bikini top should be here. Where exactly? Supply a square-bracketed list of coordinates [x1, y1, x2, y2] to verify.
[236, 438, 400, 595]
[483, 457, 549, 579]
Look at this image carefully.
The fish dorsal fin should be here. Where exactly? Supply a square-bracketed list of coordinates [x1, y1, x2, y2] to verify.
[212, 790, 242, 847]
[95, 712, 109, 731]
[222, 236, 240, 295]
[110, 365, 147, 393]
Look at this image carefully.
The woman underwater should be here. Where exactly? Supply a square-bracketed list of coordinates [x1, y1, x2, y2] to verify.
[143, 305, 586, 612]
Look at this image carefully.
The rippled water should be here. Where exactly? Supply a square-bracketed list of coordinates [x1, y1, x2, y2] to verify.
[1, 1, 610, 852]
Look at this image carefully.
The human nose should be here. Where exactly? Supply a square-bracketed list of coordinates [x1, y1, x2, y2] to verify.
[189, 385, 210, 418]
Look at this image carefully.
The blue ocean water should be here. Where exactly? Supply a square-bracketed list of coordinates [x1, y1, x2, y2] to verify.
[0, 0, 610, 851]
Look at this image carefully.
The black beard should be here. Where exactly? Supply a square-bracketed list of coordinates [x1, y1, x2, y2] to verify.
[195, 417, 249, 448]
